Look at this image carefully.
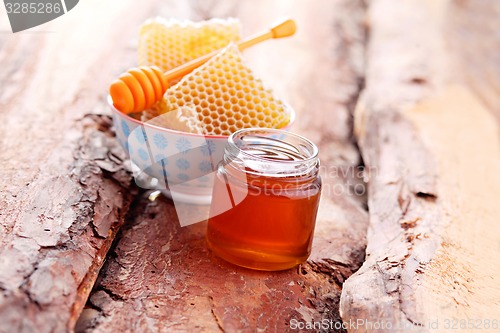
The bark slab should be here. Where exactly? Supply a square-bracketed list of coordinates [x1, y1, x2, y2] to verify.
[340, 1, 500, 331]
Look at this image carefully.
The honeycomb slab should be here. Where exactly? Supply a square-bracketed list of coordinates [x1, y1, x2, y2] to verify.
[143, 43, 290, 136]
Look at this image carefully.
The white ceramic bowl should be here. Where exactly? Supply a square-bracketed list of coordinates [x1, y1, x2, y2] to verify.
[109, 96, 295, 204]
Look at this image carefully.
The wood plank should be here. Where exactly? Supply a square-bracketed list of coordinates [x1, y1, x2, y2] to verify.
[445, 0, 500, 122]
[77, 0, 369, 332]
[340, 0, 500, 330]
[0, 1, 159, 331]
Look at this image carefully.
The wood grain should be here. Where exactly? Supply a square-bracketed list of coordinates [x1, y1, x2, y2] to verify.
[77, 0, 369, 332]
[340, 0, 500, 331]
[0, 1, 158, 332]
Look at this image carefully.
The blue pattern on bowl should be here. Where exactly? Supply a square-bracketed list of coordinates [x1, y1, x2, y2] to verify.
[175, 137, 192, 154]
[176, 158, 190, 170]
[200, 140, 217, 156]
[135, 127, 147, 144]
[138, 148, 149, 161]
[153, 133, 168, 149]
[199, 161, 214, 173]
[121, 120, 130, 137]
[177, 173, 189, 181]
[155, 154, 167, 164]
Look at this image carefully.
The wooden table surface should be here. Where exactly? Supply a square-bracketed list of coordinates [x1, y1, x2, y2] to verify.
[0, 0, 499, 332]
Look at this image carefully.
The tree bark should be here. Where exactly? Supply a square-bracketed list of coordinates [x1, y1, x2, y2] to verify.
[340, 0, 500, 331]
[0, 1, 157, 332]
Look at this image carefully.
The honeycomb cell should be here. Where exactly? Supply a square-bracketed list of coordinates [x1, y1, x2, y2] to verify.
[139, 17, 241, 72]
[144, 44, 290, 135]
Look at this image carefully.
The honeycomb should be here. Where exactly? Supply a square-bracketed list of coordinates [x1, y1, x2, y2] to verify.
[138, 17, 241, 72]
[142, 43, 290, 136]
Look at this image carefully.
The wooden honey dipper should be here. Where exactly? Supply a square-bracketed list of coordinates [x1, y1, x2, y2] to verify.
[109, 19, 296, 114]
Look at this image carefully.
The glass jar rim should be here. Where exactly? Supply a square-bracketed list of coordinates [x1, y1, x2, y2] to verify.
[225, 128, 319, 177]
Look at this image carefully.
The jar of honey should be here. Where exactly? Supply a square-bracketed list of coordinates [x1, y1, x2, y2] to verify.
[206, 128, 321, 271]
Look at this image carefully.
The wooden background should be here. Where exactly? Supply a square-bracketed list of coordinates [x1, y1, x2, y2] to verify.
[0, 0, 498, 332]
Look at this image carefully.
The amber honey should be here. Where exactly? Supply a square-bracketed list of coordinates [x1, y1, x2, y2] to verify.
[206, 128, 321, 271]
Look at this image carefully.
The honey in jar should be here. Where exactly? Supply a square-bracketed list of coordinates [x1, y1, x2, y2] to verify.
[206, 128, 321, 271]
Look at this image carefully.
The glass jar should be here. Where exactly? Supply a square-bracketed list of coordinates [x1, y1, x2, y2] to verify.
[206, 128, 321, 271]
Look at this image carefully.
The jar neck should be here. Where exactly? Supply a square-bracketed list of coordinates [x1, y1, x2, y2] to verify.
[222, 128, 320, 181]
